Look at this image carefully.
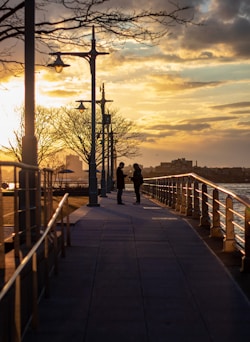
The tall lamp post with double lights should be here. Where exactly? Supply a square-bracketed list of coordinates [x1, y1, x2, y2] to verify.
[48, 26, 108, 206]
[76, 83, 112, 198]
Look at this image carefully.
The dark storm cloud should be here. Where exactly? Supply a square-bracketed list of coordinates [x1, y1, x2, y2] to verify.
[178, 0, 250, 58]
[214, 0, 250, 20]
[182, 17, 250, 57]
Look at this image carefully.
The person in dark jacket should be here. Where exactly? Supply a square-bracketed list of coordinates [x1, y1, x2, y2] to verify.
[130, 163, 143, 204]
[116, 162, 127, 204]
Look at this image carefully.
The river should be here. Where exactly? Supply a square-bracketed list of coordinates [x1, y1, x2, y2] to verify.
[219, 183, 250, 199]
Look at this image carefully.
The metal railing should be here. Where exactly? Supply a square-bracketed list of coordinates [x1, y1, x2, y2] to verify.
[142, 173, 250, 272]
[0, 161, 71, 341]
[0, 193, 70, 342]
[0, 161, 55, 269]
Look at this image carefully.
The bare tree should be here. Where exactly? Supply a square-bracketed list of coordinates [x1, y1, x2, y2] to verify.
[0, 0, 195, 68]
[1, 105, 64, 166]
[0, 103, 142, 167]
[53, 106, 143, 166]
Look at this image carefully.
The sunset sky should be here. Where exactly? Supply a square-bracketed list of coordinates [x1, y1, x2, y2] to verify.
[0, 0, 250, 169]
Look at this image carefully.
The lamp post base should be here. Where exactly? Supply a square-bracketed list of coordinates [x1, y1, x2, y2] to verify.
[87, 192, 100, 207]
[100, 170, 107, 197]
[87, 203, 100, 207]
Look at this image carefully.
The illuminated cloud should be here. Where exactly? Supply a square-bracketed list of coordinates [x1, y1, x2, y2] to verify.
[147, 122, 210, 131]
[147, 73, 223, 93]
[210, 102, 250, 110]
[238, 121, 250, 126]
[45, 89, 79, 98]
[182, 116, 239, 122]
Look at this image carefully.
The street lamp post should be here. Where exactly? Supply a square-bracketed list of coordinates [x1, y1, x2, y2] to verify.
[98, 83, 112, 197]
[106, 128, 117, 192]
[110, 129, 116, 191]
[77, 84, 112, 197]
[23, 0, 37, 167]
[106, 125, 112, 192]
[19, 0, 39, 243]
[48, 26, 108, 206]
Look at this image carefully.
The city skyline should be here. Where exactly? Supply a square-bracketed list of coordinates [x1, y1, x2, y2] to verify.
[0, 0, 250, 168]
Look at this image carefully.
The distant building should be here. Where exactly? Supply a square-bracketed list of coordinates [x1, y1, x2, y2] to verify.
[171, 158, 193, 170]
[154, 158, 193, 175]
[66, 155, 84, 180]
[143, 158, 250, 183]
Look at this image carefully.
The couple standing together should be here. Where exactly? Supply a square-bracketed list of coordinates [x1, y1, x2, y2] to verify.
[116, 162, 143, 205]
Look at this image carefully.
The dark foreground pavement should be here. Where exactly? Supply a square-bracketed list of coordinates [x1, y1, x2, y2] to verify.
[23, 191, 250, 342]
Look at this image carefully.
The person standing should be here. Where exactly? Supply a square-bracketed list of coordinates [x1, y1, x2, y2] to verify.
[116, 162, 127, 204]
[130, 163, 143, 205]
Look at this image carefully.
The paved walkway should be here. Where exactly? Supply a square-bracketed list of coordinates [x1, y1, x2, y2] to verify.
[23, 191, 250, 342]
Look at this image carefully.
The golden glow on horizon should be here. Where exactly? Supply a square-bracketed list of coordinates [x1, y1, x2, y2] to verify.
[1, 2, 250, 168]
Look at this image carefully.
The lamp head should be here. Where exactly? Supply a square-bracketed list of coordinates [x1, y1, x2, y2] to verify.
[48, 54, 70, 73]
[75, 101, 86, 113]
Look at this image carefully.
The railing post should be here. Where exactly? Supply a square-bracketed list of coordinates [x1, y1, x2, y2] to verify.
[154, 179, 157, 199]
[167, 178, 172, 207]
[60, 210, 66, 258]
[162, 179, 165, 203]
[156, 179, 159, 201]
[210, 189, 223, 238]
[175, 179, 181, 212]
[185, 178, 192, 216]
[14, 275, 21, 342]
[146, 182, 149, 197]
[192, 180, 200, 219]
[159, 179, 163, 203]
[199, 183, 210, 228]
[66, 196, 71, 247]
[157, 179, 160, 202]
[180, 178, 186, 214]
[223, 195, 236, 252]
[0, 166, 5, 269]
[44, 235, 50, 298]
[158, 179, 161, 202]
[152, 179, 156, 199]
[149, 182, 153, 198]
[170, 178, 175, 208]
[162, 178, 167, 204]
[25, 170, 32, 248]
[14, 167, 20, 258]
[241, 207, 250, 272]
[53, 224, 58, 275]
[35, 170, 41, 241]
[170, 180, 175, 209]
[32, 252, 39, 330]
[143, 182, 148, 196]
